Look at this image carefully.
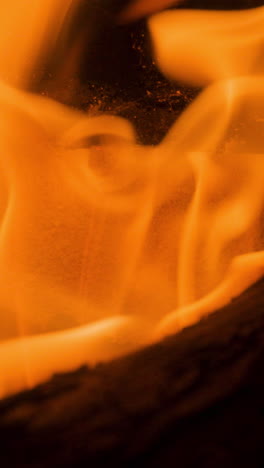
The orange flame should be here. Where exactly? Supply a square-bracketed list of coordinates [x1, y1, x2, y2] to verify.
[0, 3, 263, 397]
[119, 0, 182, 23]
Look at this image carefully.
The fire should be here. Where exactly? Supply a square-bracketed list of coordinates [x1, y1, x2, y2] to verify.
[0, 2, 263, 398]
[119, 0, 182, 22]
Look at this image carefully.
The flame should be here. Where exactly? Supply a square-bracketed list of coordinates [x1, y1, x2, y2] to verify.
[0, 3, 263, 397]
[0, 0, 76, 87]
[119, 0, 182, 23]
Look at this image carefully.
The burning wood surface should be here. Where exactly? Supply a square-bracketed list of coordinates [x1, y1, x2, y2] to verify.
[1, 276, 264, 468]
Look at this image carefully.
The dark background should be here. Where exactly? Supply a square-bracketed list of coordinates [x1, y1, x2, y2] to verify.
[35, 0, 264, 144]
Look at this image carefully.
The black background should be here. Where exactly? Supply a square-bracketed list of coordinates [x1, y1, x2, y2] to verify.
[35, 0, 264, 144]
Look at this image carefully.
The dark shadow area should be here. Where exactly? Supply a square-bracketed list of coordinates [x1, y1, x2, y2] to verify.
[33, 0, 264, 144]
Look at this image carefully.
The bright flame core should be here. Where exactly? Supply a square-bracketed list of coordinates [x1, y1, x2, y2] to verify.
[0, 2, 263, 398]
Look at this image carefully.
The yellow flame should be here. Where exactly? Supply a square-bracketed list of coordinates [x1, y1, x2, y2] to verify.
[0, 4, 263, 397]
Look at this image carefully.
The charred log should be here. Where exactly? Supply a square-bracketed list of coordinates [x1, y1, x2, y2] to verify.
[0, 276, 264, 467]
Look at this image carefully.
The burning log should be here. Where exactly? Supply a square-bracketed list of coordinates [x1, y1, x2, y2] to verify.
[0, 276, 264, 467]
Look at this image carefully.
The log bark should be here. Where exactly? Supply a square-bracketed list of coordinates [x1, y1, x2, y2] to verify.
[0, 276, 264, 467]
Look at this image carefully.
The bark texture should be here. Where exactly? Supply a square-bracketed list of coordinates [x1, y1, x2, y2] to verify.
[0, 276, 264, 467]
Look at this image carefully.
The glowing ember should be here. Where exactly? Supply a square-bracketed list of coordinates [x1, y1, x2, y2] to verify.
[0, 1, 263, 398]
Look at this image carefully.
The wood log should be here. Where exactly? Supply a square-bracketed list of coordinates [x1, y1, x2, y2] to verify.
[0, 276, 264, 467]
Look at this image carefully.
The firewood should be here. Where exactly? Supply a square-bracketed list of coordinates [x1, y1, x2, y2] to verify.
[0, 276, 264, 467]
